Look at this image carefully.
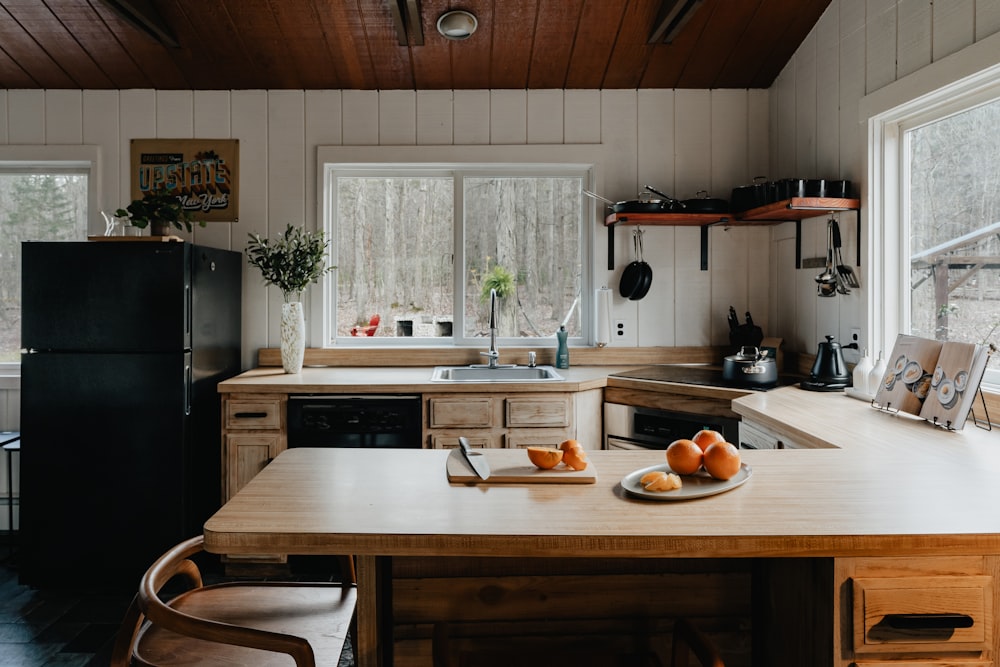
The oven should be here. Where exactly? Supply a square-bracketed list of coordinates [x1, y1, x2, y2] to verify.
[603, 402, 739, 451]
[287, 394, 423, 449]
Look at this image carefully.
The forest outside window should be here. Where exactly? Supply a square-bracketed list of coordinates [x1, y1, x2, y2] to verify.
[326, 165, 589, 346]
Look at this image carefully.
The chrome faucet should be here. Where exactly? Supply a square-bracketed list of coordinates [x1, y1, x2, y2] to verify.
[481, 288, 500, 368]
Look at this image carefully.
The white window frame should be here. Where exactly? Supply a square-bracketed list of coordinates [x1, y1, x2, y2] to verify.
[0, 145, 100, 384]
[315, 145, 602, 349]
[862, 32, 1000, 388]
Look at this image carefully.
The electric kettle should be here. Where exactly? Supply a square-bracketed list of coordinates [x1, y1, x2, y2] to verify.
[800, 335, 851, 391]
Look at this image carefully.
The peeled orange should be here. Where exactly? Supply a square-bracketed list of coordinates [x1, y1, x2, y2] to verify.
[703, 441, 742, 480]
[692, 429, 725, 452]
[526, 446, 563, 469]
[562, 445, 589, 471]
[644, 471, 682, 492]
[666, 438, 703, 475]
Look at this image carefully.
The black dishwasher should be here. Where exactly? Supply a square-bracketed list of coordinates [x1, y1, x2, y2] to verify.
[287, 394, 423, 448]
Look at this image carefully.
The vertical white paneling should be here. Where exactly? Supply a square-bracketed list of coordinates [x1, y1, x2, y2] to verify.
[745, 228, 770, 334]
[8, 90, 45, 142]
[305, 90, 343, 228]
[378, 90, 416, 145]
[710, 226, 749, 345]
[527, 89, 563, 143]
[773, 232, 798, 347]
[932, 0, 975, 61]
[794, 31, 818, 177]
[416, 90, 454, 145]
[976, 0, 1000, 40]
[840, 0, 866, 35]
[44, 90, 82, 144]
[155, 90, 194, 137]
[0, 90, 7, 143]
[82, 91, 120, 222]
[191, 91, 233, 249]
[564, 90, 601, 144]
[709, 90, 747, 196]
[342, 90, 379, 145]
[839, 22, 866, 183]
[637, 89, 675, 347]
[774, 67, 796, 176]
[674, 226, 711, 346]
[747, 90, 769, 180]
[673, 90, 711, 197]
[897, 0, 932, 79]
[118, 89, 156, 204]
[866, 0, 898, 94]
[453, 90, 490, 144]
[599, 90, 638, 346]
[490, 90, 527, 144]
[232, 90, 269, 369]
[815, 9, 840, 177]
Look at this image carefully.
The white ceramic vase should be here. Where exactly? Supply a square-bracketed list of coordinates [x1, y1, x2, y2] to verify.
[281, 301, 305, 374]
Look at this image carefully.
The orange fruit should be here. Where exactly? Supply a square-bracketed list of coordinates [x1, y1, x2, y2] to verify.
[640, 470, 666, 486]
[703, 441, 742, 480]
[559, 439, 582, 452]
[562, 445, 589, 470]
[665, 439, 703, 475]
[526, 446, 563, 469]
[645, 472, 682, 492]
[692, 429, 725, 452]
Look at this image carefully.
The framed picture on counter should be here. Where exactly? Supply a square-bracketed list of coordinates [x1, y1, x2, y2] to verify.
[129, 139, 239, 222]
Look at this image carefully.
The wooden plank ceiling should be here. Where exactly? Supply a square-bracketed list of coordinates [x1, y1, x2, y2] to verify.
[0, 0, 832, 90]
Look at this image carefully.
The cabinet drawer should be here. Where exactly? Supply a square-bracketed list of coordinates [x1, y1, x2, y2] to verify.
[428, 397, 495, 428]
[505, 396, 570, 427]
[225, 399, 282, 430]
[505, 429, 571, 449]
[853, 575, 993, 653]
[430, 434, 498, 449]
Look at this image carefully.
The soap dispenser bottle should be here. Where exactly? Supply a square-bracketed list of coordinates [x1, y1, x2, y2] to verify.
[556, 326, 569, 369]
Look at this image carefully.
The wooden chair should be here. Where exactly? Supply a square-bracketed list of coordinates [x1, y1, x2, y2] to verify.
[111, 535, 357, 667]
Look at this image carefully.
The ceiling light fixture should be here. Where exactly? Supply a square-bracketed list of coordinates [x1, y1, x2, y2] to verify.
[436, 10, 477, 40]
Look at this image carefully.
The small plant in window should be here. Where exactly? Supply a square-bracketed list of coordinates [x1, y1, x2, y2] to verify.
[480, 263, 516, 302]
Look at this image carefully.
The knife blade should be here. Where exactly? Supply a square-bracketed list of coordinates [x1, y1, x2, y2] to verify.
[458, 436, 490, 480]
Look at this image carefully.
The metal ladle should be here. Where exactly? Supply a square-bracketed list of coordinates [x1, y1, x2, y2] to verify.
[815, 220, 838, 297]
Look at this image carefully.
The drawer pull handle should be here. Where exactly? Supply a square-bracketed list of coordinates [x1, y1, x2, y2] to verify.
[885, 613, 974, 630]
[234, 411, 269, 419]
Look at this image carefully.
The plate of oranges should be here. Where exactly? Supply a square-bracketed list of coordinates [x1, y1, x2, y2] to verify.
[621, 429, 752, 501]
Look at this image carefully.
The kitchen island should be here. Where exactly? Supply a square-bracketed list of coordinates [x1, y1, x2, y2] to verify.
[204, 385, 1000, 666]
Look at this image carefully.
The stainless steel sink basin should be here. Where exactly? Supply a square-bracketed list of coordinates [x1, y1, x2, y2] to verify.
[431, 365, 564, 382]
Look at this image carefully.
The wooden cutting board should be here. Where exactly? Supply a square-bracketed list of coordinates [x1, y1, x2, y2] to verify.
[446, 448, 597, 484]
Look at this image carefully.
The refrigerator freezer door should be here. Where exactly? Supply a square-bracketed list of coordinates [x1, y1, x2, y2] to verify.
[19, 351, 194, 588]
[21, 241, 191, 352]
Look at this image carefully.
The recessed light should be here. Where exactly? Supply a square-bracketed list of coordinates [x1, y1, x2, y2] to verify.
[436, 10, 477, 40]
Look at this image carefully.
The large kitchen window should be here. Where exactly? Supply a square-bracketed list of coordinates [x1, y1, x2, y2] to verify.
[867, 56, 1000, 388]
[323, 161, 590, 347]
[0, 158, 92, 367]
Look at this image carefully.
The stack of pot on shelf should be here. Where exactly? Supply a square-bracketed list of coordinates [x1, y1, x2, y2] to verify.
[730, 177, 853, 213]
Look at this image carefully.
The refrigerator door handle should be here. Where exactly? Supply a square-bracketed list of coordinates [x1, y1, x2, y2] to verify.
[184, 363, 192, 415]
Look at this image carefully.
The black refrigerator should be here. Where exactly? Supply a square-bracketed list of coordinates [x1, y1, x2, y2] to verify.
[19, 241, 242, 589]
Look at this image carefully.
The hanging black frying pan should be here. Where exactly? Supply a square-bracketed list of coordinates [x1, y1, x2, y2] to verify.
[619, 228, 652, 300]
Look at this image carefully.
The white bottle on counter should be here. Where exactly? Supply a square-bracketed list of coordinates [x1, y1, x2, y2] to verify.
[868, 352, 887, 398]
[852, 348, 873, 396]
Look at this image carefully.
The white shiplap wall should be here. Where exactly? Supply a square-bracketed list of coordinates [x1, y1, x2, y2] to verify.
[768, 0, 1000, 359]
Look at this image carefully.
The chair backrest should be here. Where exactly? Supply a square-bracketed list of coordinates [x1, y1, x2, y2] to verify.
[110, 535, 317, 667]
[671, 617, 725, 667]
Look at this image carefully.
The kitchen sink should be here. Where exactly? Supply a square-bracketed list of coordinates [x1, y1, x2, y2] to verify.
[431, 365, 564, 382]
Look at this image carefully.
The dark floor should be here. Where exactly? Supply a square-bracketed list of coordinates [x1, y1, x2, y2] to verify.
[0, 536, 355, 666]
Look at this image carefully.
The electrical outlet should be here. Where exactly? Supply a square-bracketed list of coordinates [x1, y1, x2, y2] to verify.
[850, 327, 862, 349]
[615, 319, 627, 338]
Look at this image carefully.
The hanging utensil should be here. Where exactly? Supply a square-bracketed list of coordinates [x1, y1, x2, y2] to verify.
[831, 218, 861, 288]
[816, 220, 838, 297]
[619, 228, 652, 299]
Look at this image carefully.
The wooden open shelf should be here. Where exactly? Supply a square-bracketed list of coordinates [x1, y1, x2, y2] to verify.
[603, 197, 861, 270]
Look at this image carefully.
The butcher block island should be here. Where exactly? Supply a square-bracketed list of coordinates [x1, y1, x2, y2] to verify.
[210, 365, 1000, 667]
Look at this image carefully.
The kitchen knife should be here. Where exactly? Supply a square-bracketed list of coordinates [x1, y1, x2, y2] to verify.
[458, 436, 491, 480]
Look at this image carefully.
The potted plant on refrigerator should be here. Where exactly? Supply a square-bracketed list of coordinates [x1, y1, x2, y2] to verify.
[115, 189, 204, 236]
[246, 224, 334, 374]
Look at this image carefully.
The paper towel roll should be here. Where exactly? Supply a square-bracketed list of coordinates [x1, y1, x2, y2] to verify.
[596, 287, 611, 347]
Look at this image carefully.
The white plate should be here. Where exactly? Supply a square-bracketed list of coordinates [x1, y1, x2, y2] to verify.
[621, 463, 752, 501]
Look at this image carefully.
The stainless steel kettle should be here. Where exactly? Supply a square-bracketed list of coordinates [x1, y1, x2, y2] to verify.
[801, 335, 851, 391]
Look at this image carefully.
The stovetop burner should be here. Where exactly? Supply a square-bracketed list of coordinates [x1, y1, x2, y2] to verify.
[610, 365, 801, 391]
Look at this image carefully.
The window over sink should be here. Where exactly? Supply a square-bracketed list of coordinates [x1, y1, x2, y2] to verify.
[319, 146, 595, 348]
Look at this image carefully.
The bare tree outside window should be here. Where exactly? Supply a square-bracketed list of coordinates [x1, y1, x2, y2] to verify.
[908, 97, 1000, 372]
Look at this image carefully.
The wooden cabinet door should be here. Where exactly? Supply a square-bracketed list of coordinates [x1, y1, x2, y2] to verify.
[226, 433, 281, 499]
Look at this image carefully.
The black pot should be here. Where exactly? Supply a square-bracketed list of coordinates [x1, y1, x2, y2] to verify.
[730, 177, 769, 212]
[722, 347, 778, 387]
[682, 190, 729, 213]
[774, 178, 807, 200]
